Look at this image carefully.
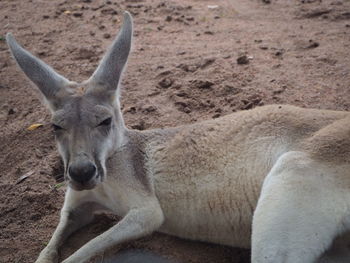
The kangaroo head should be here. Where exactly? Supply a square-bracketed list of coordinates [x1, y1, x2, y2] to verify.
[7, 12, 133, 191]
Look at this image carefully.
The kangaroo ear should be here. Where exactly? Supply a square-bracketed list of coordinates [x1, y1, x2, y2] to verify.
[6, 33, 71, 109]
[87, 11, 133, 99]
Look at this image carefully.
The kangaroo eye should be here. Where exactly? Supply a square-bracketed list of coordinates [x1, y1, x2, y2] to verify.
[52, 124, 63, 131]
[98, 117, 112, 127]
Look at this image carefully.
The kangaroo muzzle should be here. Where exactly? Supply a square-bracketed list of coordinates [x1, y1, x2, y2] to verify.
[68, 159, 97, 184]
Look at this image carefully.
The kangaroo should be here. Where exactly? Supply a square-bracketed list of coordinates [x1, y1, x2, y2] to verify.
[6, 11, 350, 263]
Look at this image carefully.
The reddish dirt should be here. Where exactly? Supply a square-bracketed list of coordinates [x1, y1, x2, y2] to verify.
[0, 0, 349, 262]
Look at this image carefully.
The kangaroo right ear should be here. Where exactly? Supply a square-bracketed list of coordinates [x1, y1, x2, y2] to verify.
[6, 33, 71, 109]
[86, 12, 133, 101]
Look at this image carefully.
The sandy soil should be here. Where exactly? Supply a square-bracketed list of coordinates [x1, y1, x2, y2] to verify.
[0, 0, 349, 262]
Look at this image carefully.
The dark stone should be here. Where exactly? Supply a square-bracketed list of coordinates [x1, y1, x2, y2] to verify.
[237, 55, 249, 65]
[158, 78, 173, 88]
[191, 80, 214, 89]
[73, 12, 83, 17]
[103, 33, 111, 39]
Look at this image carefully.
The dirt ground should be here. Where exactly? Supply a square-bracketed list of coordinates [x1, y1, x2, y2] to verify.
[0, 0, 350, 262]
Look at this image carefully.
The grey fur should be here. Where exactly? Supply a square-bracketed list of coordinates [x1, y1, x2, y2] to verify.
[87, 12, 133, 96]
[6, 33, 71, 107]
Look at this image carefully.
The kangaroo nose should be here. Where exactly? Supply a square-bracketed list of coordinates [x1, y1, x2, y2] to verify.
[68, 160, 97, 183]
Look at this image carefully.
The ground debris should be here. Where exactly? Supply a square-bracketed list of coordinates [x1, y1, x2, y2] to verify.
[237, 55, 250, 65]
[190, 80, 214, 89]
[158, 77, 173, 88]
[16, 171, 34, 185]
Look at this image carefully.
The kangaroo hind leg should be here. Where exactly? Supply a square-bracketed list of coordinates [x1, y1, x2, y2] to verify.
[252, 151, 350, 263]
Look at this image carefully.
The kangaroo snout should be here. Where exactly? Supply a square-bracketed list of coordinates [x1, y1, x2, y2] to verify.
[68, 159, 97, 185]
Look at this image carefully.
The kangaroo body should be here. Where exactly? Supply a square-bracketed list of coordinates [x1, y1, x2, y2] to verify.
[7, 12, 350, 263]
[150, 105, 350, 248]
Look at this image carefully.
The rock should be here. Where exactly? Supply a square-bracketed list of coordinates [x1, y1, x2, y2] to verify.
[274, 50, 283, 56]
[158, 78, 173, 88]
[101, 7, 118, 15]
[175, 17, 185, 23]
[124, 106, 136, 114]
[165, 16, 172, 22]
[36, 50, 47, 56]
[191, 80, 214, 89]
[126, 4, 144, 8]
[237, 55, 249, 65]
[73, 12, 83, 17]
[177, 51, 186, 55]
[175, 92, 188, 97]
[103, 33, 111, 39]
[306, 40, 319, 49]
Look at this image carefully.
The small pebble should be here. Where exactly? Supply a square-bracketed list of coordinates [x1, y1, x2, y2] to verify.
[158, 78, 173, 88]
[237, 55, 249, 65]
[73, 12, 83, 17]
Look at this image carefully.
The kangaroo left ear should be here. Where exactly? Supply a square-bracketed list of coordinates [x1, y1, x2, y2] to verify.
[86, 11, 133, 100]
[6, 33, 71, 110]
